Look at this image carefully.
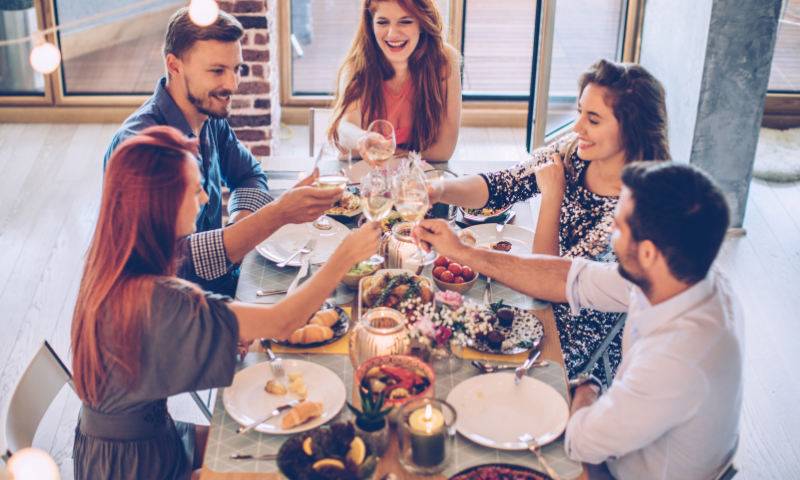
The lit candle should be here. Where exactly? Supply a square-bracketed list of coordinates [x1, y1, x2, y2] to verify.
[409, 404, 446, 467]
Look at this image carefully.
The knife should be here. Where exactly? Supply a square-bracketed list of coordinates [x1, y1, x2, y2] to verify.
[236, 399, 304, 435]
[286, 255, 311, 294]
[495, 210, 516, 233]
[515, 337, 543, 385]
[483, 277, 493, 305]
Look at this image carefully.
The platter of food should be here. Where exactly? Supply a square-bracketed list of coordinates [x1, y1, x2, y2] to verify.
[223, 359, 347, 434]
[255, 219, 349, 267]
[465, 223, 534, 256]
[357, 269, 434, 321]
[445, 373, 569, 450]
[326, 188, 362, 218]
[272, 303, 350, 348]
[468, 303, 544, 355]
[449, 463, 553, 480]
[458, 204, 514, 224]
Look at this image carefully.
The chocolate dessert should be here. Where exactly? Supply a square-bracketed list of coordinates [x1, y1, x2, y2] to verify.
[487, 331, 505, 350]
[491, 241, 512, 252]
[496, 307, 514, 327]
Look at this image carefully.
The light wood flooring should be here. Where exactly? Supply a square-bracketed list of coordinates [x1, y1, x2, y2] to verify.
[0, 124, 799, 479]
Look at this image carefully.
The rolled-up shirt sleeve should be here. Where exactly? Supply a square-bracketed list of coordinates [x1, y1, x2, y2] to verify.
[182, 229, 230, 281]
[228, 186, 274, 214]
[566, 258, 632, 316]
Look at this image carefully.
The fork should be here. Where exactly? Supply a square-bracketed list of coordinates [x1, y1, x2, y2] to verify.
[261, 339, 285, 379]
[277, 239, 317, 267]
[519, 433, 562, 480]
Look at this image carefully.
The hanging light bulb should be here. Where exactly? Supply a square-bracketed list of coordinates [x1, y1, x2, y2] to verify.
[188, 0, 220, 27]
[5, 448, 60, 480]
[29, 32, 61, 75]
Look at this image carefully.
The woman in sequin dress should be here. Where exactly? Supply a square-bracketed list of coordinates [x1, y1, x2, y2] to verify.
[429, 60, 671, 382]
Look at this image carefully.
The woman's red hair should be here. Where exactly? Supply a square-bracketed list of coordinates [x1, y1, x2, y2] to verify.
[71, 126, 199, 406]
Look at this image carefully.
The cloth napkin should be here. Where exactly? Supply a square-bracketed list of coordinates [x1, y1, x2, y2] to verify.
[271, 307, 352, 355]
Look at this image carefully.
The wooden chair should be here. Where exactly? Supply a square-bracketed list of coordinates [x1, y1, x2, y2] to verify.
[1, 341, 74, 461]
[308, 108, 333, 156]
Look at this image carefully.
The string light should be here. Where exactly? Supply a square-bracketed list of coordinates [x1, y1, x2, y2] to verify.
[189, 0, 220, 27]
[29, 33, 61, 75]
[5, 448, 60, 480]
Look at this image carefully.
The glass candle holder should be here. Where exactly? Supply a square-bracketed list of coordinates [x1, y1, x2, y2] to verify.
[397, 398, 457, 475]
[348, 307, 409, 368]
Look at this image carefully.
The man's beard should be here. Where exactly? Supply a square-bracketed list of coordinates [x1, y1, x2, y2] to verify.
[618, 257, 652, 296]
[186, 81, 231, 120]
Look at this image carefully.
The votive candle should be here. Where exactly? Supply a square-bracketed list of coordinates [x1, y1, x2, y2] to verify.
[409, 404, 446, 467]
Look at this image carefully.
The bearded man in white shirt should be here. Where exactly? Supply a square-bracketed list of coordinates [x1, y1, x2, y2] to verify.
[415, 162, 742, 480]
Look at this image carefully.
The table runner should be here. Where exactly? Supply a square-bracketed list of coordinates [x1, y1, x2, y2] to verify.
[203, 353, 583, 479]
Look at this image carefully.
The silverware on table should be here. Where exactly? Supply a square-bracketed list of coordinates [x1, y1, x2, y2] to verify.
[261, 339, 285, 379]
[471, 359, 548, 373]
[515, 338, 543, 385]
[277, 239, 317, 268]
[519, 433, 562, 480]
[256, 289, 288, 297]
[286, 255, 311, 294]
[495, 210, 516, 232]
[236, 399, 303, 435]
[230, 453, 278, 460]
[483, 277, 493, 305]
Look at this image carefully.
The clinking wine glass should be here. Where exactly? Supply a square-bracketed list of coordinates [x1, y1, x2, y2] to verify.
[309, 140, 352, 234]
[359, 169, 393, 265]
[360, 120, 396, 170]
[392, 169, 438, 266]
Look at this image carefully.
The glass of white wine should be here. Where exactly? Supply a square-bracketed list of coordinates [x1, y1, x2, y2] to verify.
[392, 168, 437, 266]
[310, 140, 352, 234]
[360, 120, 396, 170]
[359, 169, 393, 265]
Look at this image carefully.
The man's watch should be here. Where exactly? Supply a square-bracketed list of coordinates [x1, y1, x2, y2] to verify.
[568, 373, 603, 395]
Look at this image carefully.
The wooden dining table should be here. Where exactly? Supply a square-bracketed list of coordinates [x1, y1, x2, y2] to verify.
[201, 161, 590, 480]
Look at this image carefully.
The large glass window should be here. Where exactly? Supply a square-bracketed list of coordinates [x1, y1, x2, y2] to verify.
[0, 6, 45, 96]
[54, 0, 183, 95]
[768, 0, 800, 92]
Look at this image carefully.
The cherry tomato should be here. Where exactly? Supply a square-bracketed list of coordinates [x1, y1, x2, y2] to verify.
[433, 266, 447, 279]
[461, 266, 475, 281]
[434, 255, 450, 268]
[448, 263, 463, 276]
[441, 271, 455, 283]
[454, 276, 465, 284]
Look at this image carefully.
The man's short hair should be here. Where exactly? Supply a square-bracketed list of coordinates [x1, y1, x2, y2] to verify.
[163, 7, 244, 63]
[621, 162, 730, 284]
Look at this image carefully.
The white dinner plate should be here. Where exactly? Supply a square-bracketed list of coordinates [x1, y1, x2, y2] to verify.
[465, 224, 535, 256]
[445, 373, 569, 450]
[223, 360, 346, 435]
[256, 219, 349, 267]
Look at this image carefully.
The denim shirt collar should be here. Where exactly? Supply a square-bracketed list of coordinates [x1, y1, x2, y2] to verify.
[153, 77, 196, 138]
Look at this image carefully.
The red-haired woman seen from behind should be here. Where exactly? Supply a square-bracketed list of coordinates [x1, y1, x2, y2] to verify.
[328, 0, 461, 162]
[71, 126, 381, 480]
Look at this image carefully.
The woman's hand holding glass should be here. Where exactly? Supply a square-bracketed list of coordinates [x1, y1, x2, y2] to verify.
[533, 150, 567, 200]
[358, 120, 396, 169]
[332, 221, 383, 267]
[392, 168, 438, 265]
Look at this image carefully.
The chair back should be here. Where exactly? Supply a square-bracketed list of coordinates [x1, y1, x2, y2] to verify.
[2, 341, 74, 458]
[308, 108, 333, 156]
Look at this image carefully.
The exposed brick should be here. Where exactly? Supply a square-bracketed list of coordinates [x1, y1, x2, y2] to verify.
[236, 16, 267, 29]
[252, 64, 264, 78]
[234, 129, 267, 141]
[251, 145, 271, 156]
[254, 33, 268, 45]
[236, 81, 271, 94]
[242, 49, 269, 62]
[231, 98, 251, 109]
[240, 32, 249, 45]
[217, 1, 234, 13]
[240, 64, 250, 76]
[254, 98, 270, 110]
[234, 1, 264, 13]
[229, 114, 271, 128]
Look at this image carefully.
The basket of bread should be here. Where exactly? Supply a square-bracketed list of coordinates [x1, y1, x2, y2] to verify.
[272, 303, 350, 348]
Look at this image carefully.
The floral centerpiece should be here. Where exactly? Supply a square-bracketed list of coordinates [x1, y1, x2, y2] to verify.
[401, 290, 494, 346]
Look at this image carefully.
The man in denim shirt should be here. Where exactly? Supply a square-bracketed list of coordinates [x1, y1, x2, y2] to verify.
[105, 8, 341, 296]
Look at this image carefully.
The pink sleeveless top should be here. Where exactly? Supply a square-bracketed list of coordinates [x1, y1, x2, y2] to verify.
[373, 80, 414, 147]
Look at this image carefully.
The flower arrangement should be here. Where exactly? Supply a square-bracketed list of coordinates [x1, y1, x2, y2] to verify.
[400, 290, 495, 347]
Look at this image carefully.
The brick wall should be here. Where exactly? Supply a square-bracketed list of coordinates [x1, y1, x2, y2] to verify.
[219, 0, 280, 156]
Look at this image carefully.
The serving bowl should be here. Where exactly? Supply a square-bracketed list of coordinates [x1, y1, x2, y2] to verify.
[458, 203, 513, 224]
[432, 273, 478, 294]
[353, 355, 435, 417]
[341, 264, 379, 289]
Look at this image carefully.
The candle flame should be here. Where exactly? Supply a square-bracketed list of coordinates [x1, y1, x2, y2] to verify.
[424, 404, 432, 421]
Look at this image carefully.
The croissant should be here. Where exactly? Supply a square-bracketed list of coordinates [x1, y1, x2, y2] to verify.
[289, 325, 334, 344]
[281, 401, 324, 429]
[308, 309, 339, 327]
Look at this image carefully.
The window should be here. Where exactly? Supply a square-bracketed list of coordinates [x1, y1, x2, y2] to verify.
[767, 1, 800, 92]
[0, 6, 45, 96]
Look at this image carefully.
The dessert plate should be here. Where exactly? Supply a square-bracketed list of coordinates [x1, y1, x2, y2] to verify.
[465, 224, 534, 256]
[256, 218, 349, 267]
[223, 359, 346, 434]
[468, 306, 543, 355]
[445, 373, 568, 450]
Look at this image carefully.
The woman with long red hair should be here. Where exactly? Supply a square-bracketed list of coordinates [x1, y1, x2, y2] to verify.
[71, 126, 381, 480]
[328, 0, 461, 162]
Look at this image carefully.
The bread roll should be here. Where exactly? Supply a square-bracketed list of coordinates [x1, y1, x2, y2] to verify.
[281, 401, 324, 429]
[289, 325, 334, 344]
[308, 309, 339, 327]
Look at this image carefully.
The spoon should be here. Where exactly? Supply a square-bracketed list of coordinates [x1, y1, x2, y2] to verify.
[471, 359, 548, 373]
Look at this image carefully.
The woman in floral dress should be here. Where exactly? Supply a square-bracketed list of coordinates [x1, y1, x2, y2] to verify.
[430, 59, 671, 382]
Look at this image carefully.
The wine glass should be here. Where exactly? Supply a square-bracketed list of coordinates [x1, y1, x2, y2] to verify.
[392, 168, 438, 266]
[360, 120, 396, 170]
[359, 169, 393, 265]
[309, 140, 352, 234]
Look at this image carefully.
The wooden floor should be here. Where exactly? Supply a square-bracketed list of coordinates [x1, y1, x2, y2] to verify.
[1, 124, 799, 479]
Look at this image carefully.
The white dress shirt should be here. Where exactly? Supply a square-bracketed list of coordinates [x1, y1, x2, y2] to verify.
[563, 259, 744, 480]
